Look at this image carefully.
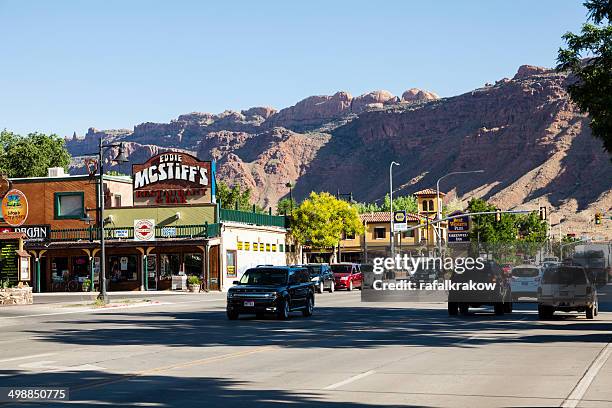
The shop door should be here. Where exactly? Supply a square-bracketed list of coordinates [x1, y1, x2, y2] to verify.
[209, 246, 220, 291]
[146, 255, 157, 290]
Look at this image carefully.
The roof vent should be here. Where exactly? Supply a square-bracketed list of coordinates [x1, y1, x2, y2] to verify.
[48, 167, 66, 177]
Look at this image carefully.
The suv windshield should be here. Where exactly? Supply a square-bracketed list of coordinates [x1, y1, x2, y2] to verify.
[239, 268, 288, 286]
[331, 265, 353, 274]
[512, 267, 539, 277]
[306, 265, 322, 276]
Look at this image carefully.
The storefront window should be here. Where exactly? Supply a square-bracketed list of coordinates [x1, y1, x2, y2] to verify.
[184, 253, 202, 276]
[72, 256, 90, 283]
[226, 250, 237, 278]
[109, 255, 138, 282]
[51, 257, 69, 282]
[160, 254, 180, 279]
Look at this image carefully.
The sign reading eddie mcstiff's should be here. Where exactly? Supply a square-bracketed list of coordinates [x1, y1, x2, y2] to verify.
[132, 152, 215, 206]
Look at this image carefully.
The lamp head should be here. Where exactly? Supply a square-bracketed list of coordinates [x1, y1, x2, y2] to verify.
[113, 143, 129, 163]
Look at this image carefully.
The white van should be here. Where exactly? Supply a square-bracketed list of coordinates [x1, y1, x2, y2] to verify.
[510, 265, 541, 301]
[538, 265, 598, 319]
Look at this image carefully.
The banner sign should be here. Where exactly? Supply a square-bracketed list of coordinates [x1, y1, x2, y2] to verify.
[134, 219, 156, 241]
[161, 227, 177, 238]
[448, 214, 470, 232]
[1, 225, 50, 242]
[1, 189, 28, 227]
[114, 229, 129, 238]
[393, 210, 407, 232]
[132, 152, 213, 206]
[448, 232, 470, 242]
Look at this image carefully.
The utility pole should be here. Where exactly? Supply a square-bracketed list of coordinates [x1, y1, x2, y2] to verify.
[389, 161, 400, 257]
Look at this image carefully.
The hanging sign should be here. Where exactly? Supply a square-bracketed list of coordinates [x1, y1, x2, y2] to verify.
[1, 189, 28, 227]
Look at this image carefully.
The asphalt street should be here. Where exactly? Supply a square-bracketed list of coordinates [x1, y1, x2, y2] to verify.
[1, 288, 611, 408]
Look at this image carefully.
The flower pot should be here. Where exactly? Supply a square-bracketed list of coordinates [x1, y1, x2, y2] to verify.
[188, 284, 200, 293]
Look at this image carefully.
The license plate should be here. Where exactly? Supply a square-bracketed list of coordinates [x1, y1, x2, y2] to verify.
[522, 282, 528, 286]
[243, 301, 255, 307]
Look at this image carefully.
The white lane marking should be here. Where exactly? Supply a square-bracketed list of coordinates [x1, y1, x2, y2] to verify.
[324, 370, 376, 390]
[19, 360, 105, 372]
[562, 342, 612, 408]
[0, 352, 57, 363]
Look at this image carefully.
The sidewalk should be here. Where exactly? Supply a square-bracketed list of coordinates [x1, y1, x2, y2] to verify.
[33, 290, 215, 305]
[0, 291, 227, 321]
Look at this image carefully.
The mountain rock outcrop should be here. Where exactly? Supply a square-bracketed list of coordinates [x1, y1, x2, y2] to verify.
[65, 66, 611, 235]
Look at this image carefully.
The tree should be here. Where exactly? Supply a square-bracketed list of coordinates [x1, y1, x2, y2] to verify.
[381, 194, 419, 213]
[557, 0, 612, 154]
[106, 170, 128, 177]
[276, 197, 297, 215]
[355, 201, 381, 214]
[216, 181, 253, 211]
[0, 130, 71, 177]
[291, 192, 364, 250]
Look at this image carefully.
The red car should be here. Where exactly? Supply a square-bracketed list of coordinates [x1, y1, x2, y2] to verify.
[332, 263, 362, 291]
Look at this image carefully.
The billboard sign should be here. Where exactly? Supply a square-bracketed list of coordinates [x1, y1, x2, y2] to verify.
[132, 152, 214, 206]
[448, 214, 470, 232]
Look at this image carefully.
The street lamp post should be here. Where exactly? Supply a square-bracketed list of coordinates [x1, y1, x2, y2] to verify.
[389, 161, 400, 257]
[285, 182, 293, 213]
[95, 139, 129, 304]
[435, 170, 484, 252]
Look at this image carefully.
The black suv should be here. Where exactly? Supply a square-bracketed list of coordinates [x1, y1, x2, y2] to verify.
[448, 261, 513, 316]
[293, 263, 335, 293]
[226, 266, 315, 320]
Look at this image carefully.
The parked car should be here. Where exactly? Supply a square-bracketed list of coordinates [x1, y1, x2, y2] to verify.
[510, 264, 542, 301]
[410, 265, 442, 286]
[331, 263, 362, 291]
[226, 266, 315, 320]
[448, 260, 512, 316]
[292, 263, 334, 293]
[537, 265, 598, 319]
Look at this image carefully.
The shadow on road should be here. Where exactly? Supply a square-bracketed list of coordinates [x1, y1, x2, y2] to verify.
[24, 304, 612, 350]
[0, 369, 421, 408]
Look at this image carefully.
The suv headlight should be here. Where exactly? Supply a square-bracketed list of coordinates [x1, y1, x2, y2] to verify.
[264, 292, 277, 298]
[227, 291, 235, 299]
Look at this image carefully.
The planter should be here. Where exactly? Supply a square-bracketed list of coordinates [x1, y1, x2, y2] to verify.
[0, 287, 33, 305]
[187, 284, 200, 293]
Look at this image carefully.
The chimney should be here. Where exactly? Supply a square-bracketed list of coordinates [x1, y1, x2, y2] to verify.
[48, 167, 66, 177]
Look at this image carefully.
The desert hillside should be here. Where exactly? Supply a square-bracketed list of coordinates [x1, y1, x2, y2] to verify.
[66, 65, 612, 238]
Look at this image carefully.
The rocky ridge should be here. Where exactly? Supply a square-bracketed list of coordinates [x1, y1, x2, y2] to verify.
[65, 67, 611, 236]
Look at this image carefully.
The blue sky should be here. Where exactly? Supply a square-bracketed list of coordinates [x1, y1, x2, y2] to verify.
[0, 0, 587, 136]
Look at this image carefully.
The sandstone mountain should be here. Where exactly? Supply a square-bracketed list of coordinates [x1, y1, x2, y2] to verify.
[66, 66, 612, 237]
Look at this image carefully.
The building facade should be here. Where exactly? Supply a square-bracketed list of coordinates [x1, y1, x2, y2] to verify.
[0, 153, 292, 293]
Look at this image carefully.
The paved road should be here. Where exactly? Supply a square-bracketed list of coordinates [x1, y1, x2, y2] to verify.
[1, 288, 612, 407]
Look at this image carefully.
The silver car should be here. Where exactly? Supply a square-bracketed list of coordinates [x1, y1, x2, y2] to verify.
[537, 265, 598, 319]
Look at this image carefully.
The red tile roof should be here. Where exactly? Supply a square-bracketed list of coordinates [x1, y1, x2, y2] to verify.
[414, 188, 445, 196]
[360, 212, 422, 223]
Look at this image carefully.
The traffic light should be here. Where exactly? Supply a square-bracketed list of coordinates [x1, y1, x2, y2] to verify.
[595, 212, 602, 225]
[539, 206, 547, 221]
[495, 208, 501, 222]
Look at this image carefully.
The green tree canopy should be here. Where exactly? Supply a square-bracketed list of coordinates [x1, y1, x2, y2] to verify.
[216, 181, 253, 211]
[0, 130, 71, 177]
[557, 0, 612, 154]
[467, 198, 548, 244]
[276, 197, 297, 215]
[291, 192, 364, 248]
[355, 194, 418, 214]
